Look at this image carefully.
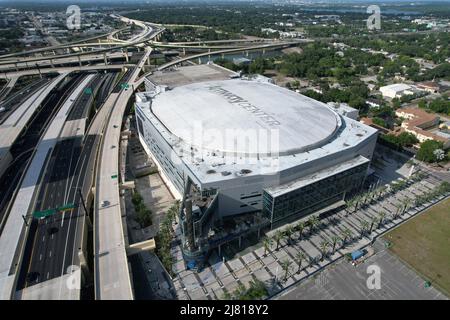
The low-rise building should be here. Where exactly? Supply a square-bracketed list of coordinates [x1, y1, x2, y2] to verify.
[380, 84, 415, 99]
[416, 81, 440, 94]
[395, 107, 449, 148]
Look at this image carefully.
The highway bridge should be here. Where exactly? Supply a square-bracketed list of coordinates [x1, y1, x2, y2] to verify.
[157, 40, 306, 70]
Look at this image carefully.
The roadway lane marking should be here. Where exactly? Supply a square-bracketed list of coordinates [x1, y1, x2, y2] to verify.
[58, 154, 87, 299]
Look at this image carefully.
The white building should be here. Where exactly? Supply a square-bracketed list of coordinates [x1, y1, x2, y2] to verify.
[135, 64, 378, 264]
[380, 83, 415, 99]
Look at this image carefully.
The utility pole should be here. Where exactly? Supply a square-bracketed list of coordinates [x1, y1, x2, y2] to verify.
[22, 215, 29, 227]
[78, 188, 88, 215]
[78, 188, 92, 228]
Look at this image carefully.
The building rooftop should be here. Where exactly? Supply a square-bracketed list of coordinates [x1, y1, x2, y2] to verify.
[150, 79, 342, 157]
[147, 63, 238, 89]
[380, 83, 413, 92]
[417, 81, 440, 89]
[396, 107, 439, 128]
[136, 64, 378, 185]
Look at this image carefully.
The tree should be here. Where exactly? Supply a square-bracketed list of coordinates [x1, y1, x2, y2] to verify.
[308, 216, 320, 234]
[401, 198, 411, 215]
[418, 99, 428, 109]
[284, 225, 295, 243]
[132, 191, 143, 206]
[378, 211, 387, 228]
[296, 221, 306, 240]
[369, 216, 378, 233]
[274, 231, 283, 251]
[392, 98, 401, 109]
[330, 236, 341, 253]
[280, 259, 292, 282]
[262, 237, 273, 257]
[417, 140, 445, 163]
[295, 252, 306, 273]
[319, 240, 329, 261]
[393, 203, 402, 220]
[372, 117, 387, 128]
[341, 228, 353, 245]
[359, 220, 369, 238]
[433, 149, 446, 162]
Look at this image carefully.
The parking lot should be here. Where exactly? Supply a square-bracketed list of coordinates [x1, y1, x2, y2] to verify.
[277, 240, 447, 300]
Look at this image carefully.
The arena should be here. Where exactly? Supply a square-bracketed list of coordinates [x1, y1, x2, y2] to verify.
[134, 64, 378, 265]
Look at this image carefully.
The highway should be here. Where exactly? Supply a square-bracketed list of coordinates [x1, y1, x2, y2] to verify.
[94, 48, 151, 300]
[157, 40, 304, 70]
[0, 52, 129, 72]
[0, 64, 132, 80]
[15, 72, 116, 299]
[0, 72, 90, 299]
[0, 78, 50, 124]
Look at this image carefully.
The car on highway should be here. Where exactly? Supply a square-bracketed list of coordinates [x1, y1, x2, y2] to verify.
[47, 226, 58, 235]
[26, 271, 40, 283]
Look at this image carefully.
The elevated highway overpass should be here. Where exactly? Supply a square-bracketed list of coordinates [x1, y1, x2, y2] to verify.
[0, 64, 134, 80]
[157, 40, 306, 70]
[94, 48, 152, 300]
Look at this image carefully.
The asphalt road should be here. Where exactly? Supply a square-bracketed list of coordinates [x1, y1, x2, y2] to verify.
[0, 78, 50, 124]
[0, 74, 83, 232]
[17, 71, 119, 289]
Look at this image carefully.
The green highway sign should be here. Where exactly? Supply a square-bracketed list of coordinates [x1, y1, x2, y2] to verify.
[58, 203, 76, 212]
[84, 87, 93, 95]
[33, 203, 76, 218]
[120, 83, 129, 89]
[33, 209, 56, 219]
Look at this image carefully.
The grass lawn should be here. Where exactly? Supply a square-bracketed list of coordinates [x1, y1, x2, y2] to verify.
[383, 198, 450, 296]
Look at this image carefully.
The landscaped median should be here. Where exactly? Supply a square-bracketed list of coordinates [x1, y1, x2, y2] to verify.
[383, 197, 450, 297]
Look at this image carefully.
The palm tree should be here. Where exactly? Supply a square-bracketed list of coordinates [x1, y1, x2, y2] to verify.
[362, 191, 371, 206]
[369, 216, 378, 233]
[319, 240, 330, 261]
[393, 203, 402, 220]
[346, 198, 355, 213]
[379, 185, 388, 199]
[285, 225, 295, 243]
[280, 259, 292, 282]
[353, 195, 362, 212]
[341, 228, 353, 245]
[377, 211, 387, 228]
[274, 230, 283, 251]
[262, 237, 273, 257]
[401, 199, 411, 215]
[295, 251, 306, 273]
[308, 216, 320, 235]
[296, 221, 306, 240]
[359, 220, 369, 238]
[330, 235, 341, 253]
